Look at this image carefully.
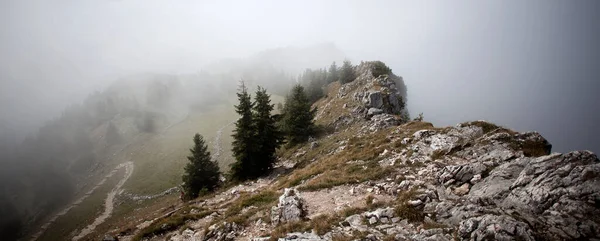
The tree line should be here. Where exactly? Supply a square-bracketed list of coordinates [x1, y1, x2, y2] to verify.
[181, 60, 410, 199]
[182, 81, 319, 198]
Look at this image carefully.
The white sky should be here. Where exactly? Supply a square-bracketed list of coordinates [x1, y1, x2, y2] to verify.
[1, 0, 599, 152]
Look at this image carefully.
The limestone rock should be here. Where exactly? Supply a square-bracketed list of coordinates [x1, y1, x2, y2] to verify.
[502, 151, 600, 240]
[271, 188, 308, 225]
[278, 232, 326, 241]
[458, 214, 535, 241]
[367, 108, 384, 116]
[204, 222, 241, 241]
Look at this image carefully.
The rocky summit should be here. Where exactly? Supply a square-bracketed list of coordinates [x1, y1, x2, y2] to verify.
[112, 62, 599, 241]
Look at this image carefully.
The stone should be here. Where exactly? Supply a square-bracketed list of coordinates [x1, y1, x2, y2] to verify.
[278, 232, 326, 241]
[204, 222, 241, 241]
[369, 216, 378, 225]
[344, 214, 364, 227]
[367, 108, 384, 116]
[470, 174, 482, 184]
[501, 151, 600, 240]
[408, 199, 423, 206]
[365, 208, 395, 220]
[363, 91, 384, 109]
[102, 235, 117, 241]
[458, 214, 534, 241]
[271, 188, 307, 225]
[453, 183, 470, 196]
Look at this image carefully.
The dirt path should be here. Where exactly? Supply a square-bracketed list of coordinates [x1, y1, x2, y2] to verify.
[29, 162, 134, 241]
[211, 120, 235, 162]
[71, 161, 134, 241]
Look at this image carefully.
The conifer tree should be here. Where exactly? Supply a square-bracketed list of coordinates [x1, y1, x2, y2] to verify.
[182, 133, 220, 198]
[230, 81, 256, 181]
[327, 61, 339, 83]
[253, 86, 283, 174]
[281, 85, 316, 145]
[339, 60, 355, 84]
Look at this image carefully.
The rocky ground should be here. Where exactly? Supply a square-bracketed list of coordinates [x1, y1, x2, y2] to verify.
[106, 62, 600, 241]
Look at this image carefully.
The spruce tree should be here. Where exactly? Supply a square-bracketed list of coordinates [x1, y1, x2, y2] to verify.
[182, 133, 220, 198]
[282, 85, 316, 145]
[339, 60, 355, 84]
[327, 61, 339, 83]
[230, 81, 256, 181]
[253, 87, 283, 174]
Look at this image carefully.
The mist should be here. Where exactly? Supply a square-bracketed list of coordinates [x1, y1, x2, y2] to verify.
[2, 0, 598, 154]
[1, 0, 599, 239]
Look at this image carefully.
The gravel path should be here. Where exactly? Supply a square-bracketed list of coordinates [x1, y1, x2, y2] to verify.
[211, 120, 235, 162]
[71, 161, 134, 241]
[29, 162, 134, 241]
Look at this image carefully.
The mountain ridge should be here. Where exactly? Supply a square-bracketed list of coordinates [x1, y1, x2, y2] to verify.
[85, 61, 600, 241]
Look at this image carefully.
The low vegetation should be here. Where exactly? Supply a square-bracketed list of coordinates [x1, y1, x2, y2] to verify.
[370, 61, 393, 77]
[269, 221, 311, 240]
[393, 188, 424, 223]
[223, 190, 279, 225]
[132, 207, 212, 241]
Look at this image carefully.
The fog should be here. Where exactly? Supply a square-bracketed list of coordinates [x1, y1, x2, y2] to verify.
[2, 0, 598, 153]
[1, 0, 599, 151]
[0, 1, 599, 237]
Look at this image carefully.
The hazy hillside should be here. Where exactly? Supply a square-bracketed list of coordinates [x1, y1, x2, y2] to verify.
[0, 44, 347, 240]
[68, 60, 600, 241]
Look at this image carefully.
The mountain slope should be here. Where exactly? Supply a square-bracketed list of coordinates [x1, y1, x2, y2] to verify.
[93, 61, 600, 241]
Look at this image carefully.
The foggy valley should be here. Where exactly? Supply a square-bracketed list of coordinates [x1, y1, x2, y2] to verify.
[0, 1, 599, 240]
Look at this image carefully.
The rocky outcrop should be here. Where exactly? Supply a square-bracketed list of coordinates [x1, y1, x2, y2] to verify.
[502, 151, 600, 240]
[271, 188, 308, 225]
[458, 214, 535, 241]
[204, 222, 242, 241]
[114, 62, 598, 241]
[353, 74, 406, 117]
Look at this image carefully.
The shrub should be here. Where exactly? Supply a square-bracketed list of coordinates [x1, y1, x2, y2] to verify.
[371, 61, 392, 77]
[339, 60, 355, 84]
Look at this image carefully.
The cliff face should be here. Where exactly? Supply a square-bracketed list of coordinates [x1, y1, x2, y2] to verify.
[112, 62, 599, 241]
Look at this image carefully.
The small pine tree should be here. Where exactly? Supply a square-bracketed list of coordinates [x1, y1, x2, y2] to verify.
[281, 85, 316, 145]
[230, 81, 256, 181]
[253, 87, 283, 174]
[327, 61, 339, 83]
[339, 60, 355, 84]
[182, 133, 220, 199]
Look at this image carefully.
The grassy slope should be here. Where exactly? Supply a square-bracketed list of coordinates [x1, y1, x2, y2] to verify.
[122, 94, 284, 195]
[39, 93, 286, 240]
[37, 169, 125, 241]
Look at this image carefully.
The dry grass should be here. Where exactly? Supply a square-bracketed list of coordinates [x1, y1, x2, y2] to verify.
[269, 221, 311, 240]
[340, 206, 368, 218]
[423, 220, 449, 230]
[309, 214, 340, 235]
[301, 162, 392, 191]
[132, 208, 212, 241]
[332, 230, 369, 241]
[394, 188, 424, 223]
[277, 120, 441, 192]
[223, 190, 279, 225]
